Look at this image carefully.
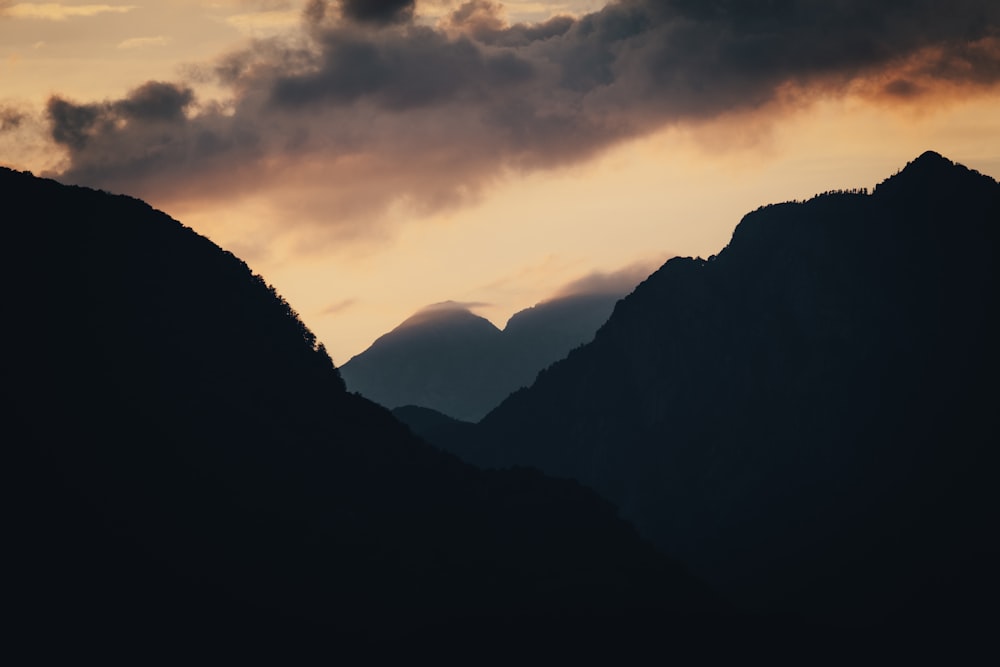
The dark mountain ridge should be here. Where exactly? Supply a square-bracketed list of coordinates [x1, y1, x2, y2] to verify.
[1, 167, 720, 657]
[341, 291, 625, 421]
[425, 152, 1000, 630]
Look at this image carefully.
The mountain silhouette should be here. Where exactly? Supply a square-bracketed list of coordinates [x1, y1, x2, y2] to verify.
[1, 167, 723, 657]
[421, 152, 1000, 631]
[341, 291, 625, 421]
[391, 404, 479, 448]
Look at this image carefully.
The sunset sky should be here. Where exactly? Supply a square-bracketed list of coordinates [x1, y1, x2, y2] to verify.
[3, 0, 999, 364]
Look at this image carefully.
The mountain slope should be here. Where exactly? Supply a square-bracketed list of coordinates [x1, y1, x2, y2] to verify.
[340, 304, 509, 421]
[341, 292, 624, 421]
[430, 152, 1000, 626]
[1, 167, 717, 656]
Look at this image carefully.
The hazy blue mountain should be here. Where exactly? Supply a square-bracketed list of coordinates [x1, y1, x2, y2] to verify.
[422, 152, 1000, 631]
[392, 404, 478, 447]
[503, 292, 626, 378]
[339, 304, 509, 421]
[1, 166, 721, 657]
[341, 291, 625, 421]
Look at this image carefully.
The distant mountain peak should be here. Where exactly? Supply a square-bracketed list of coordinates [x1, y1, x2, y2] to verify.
[394, 301, 497, 332]
[874, 150, 991, 196]
[897, 149, 954, 177]
[342, 291, 629, 421]
[915, 149, 947, 162]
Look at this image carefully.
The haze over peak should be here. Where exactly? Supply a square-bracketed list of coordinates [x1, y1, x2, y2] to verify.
[393, 301, 498, 332]
[341, 286, 636, 421]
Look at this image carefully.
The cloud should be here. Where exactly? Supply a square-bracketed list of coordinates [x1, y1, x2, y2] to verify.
[239, 0, 294, 8]
[1, 106, 25, 132]
[224, 9, 302, 35]
[389, 300, 494, 329]
[339, 0, 416, 26]
[549, 259, 666, 300]
[268, 25, 536, 110]
[321, 297, 358, 315]
[442, 1, 574, 46]
[39, 1, 1000, 232]
[117, 36, 170, 50]
[0, 103, 60, 173]
[419, 300, 492, 312]
[47, 81, 194, 151]
[3, 3, 136, 20]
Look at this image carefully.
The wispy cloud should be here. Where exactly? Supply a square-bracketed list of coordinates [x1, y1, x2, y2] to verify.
[418, 300, 492, 313]
[549, 260, 669, 300]
[0, 106, 25, 131]
[320, 298, 357, 316]
[224, 9, 301, 35]
[4, 3, 137, 20]
[117, 36, 170, 50]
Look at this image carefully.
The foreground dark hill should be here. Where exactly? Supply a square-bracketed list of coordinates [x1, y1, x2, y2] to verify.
[1, 167, 718, 655]
[341, 292, 624, 421]
[430, 152, 1000, 628]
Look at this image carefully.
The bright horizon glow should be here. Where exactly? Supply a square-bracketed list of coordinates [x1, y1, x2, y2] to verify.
[2, 1, 999, 363]
[179, 92, 1000, 364]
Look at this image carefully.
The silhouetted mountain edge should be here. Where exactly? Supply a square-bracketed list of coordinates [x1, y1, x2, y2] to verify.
[420, 151, 1000, 634]
[2, 166, 727, 656]
[341, 292, 626, 421]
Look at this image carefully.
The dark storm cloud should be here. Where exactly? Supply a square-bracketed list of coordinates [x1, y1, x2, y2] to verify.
[303, 0, 328, 24]
[339, 0, 415, 25]
[48, 82, 195, 151]
[47, 98, 103, 151]
[883, 78, 923, 99]
[446, 1, 573, 47]
[43, 1, 1000, 223]
[115, 81, 195, 122]
[269, 26, 535, 109]
[45, 81, 249, 198]
[1, 107, 25, 132]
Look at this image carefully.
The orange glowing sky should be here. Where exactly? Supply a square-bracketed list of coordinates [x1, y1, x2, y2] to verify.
[3, 1, 999, 363]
